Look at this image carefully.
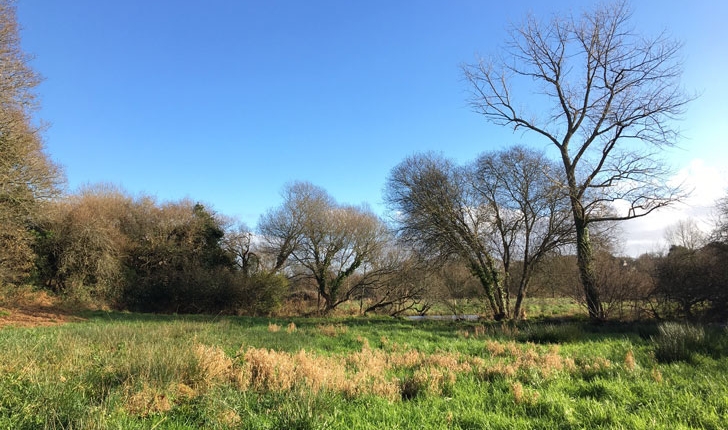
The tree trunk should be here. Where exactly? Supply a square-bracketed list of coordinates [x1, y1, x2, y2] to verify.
[513, 277, 529, 320]
[471, 263, 508, 321]
[575, 219, 604, 321]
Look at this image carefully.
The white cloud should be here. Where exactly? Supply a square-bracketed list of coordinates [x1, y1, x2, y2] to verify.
[619, 159, 728, 256]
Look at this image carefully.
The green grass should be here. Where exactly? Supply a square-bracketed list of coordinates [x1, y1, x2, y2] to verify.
[0, 312, 726, 429]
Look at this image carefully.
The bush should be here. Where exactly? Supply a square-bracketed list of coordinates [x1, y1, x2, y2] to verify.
[652, 322, 706, 363]
[239, 272, 288, 316]
[654, 243, 728, 320]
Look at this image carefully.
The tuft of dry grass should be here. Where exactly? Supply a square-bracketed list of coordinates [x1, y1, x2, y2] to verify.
[125, 385, 172, 417]
[243, 348, 296, 391]
[388, 349, 421, 369]
[286, 322, 297, 333]
[476, 341, 575, 380]
[651, 368, 663, 383]
[474, 325, 487, 338]
[511, 381, 540, 405]
[582, 356, 612, 373]
[317, 323, 348, 337]
[512, 381, 525, 403]
[268, 322, 281, 332]
[485, 340, 521, 357]
[172, 382, 196, 400]
[193, 344, 232, 388]
[624, 350, 636, 371]
[293, 349, 347, 393]
[218, 409, 241, 427]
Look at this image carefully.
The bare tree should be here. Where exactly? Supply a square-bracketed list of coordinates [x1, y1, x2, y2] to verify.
[357, 246, 430, 316]
[463, 1, 691, 320]
[223, 223, 259, 276]
[472, 146, 573, 319]
[258, 182, 322, 273]
[35, 185, 130, 299]
[0, 0, 62, 285]
[385, 153, 508, 320]
[664, 218, 707, 250]
[259, 181, 391, 313]
[711, 194, 728, 244]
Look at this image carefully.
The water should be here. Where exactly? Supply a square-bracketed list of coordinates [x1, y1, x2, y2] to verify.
[403, 314, 480, 321]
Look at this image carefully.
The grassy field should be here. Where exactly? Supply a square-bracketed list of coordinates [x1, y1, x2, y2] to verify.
[0, 311, 726, 429]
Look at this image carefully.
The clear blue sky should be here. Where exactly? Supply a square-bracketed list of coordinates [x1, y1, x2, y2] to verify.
[17, 0, 728, 248]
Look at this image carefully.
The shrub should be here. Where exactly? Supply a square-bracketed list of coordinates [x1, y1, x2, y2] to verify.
[652, 322, 706, 363]
[240, 272, 288, 316]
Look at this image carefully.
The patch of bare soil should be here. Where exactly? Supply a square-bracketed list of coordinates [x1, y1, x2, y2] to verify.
[0, 291, 85, 328]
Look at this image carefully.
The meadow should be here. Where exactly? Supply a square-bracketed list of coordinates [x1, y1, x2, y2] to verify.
[0, 310, 726, 429]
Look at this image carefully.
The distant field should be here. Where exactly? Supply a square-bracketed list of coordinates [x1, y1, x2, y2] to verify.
[1, 313, 726, 429]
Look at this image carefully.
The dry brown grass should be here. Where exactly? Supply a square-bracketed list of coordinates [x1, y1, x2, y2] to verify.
[293, 349, 347, 393]
[512, 381, 525, 403]
[624, 350, 636, 371]
[125, 385, 172, 417]
[193, 344, 233, 388]
[317, 323, 348, 337]
[218, 410, 241, 427]
[243, 348, 296, 391]
[474, 325, 487, 338]
[460, 325, 489, 339]
[172, 383, 196, 400]
[184, 338, 619, 404]
[286, 322, 297, 333]
[267, 322, 281, 333]
[485, 340, 521, 357]
[511, 381, 540, 405]
[582, 356, 612, 373]
[476, 340, 577, 380]
[651, 368, 663, 383]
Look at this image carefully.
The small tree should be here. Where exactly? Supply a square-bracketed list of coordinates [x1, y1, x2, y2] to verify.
[472, 146, 573, 319]
[34, 185, 129, 304]
[463, 1, 691, 321]
[385, 153, 508, 320]
[259, 181, 391, 313]
[122, 200, 235, 313]
[223, 223, 259, 277]
[655, 243, 728, 320]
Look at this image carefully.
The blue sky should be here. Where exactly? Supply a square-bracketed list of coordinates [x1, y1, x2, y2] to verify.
[17, 0, 728, 255]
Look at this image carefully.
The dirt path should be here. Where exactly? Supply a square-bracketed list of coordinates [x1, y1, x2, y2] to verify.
[0, 306, 84, 328]
[0, 291, 85, 328]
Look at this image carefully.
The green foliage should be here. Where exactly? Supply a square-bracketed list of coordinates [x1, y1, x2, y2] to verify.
[652, 322, 707, 363]
[1, 316, 727, 428]
[240, 272, 288, 316]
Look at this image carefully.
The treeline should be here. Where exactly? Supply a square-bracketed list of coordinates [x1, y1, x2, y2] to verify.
[2, 0, 727, 321]
[20, 186, 283, 314]
[4, 175, 727, 322]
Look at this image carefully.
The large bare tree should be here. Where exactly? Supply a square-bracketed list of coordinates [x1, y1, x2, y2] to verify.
[462, 1, 690, 320]
[0, 0, 62, 285]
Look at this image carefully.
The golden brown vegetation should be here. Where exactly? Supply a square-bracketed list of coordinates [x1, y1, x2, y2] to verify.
[624, 350, 636, 371]
[134, 337, 618, 411]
